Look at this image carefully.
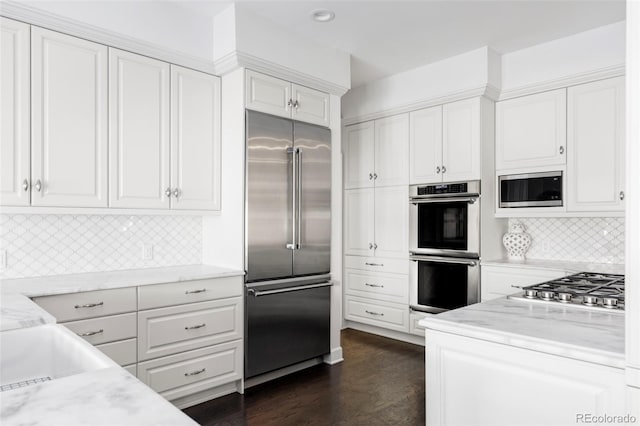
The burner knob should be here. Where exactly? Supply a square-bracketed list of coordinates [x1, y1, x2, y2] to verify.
[582, 295, 598, 306]
[602, 298, 618, 309]
[524, 289, 538, 299]
[557, 293, 572, 303]
[539, 291, 555, 301]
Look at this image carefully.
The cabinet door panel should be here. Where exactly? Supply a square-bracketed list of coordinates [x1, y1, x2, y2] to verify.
[374, 114, 409, 187]
[109, 48, 170, 209]
[344, 188, 375, 256]
[442, 98, 480, 181]
[374, 186, 408, 259]
[0, 18, 30, 206]
[344, 122, 374, 189]
[410, 106, 442, 184]
[291, 83, 329, 127]
[567, 77, 625, 212]
[31, 27, 108, 207]
[170, 65, 221, 210]
[245, 70, 290, 119]
[496, 89, 566, 170]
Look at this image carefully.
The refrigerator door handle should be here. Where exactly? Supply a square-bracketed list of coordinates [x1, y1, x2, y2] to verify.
[286, 147, 299, 250]
[296, 148, 302, 250]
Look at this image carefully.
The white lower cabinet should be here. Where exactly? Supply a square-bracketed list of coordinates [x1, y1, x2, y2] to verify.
[64, 312, 137, 345]
[95, 338, 137, 366]
[426, 330, 626, 426]
[481, 264, 567, 301]
[124, 364, 137, 376]
[344, 295, 409, 332]
[409, 311, 429, 337]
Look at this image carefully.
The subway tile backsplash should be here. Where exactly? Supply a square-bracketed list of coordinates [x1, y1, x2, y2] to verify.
[0, 214, 202, 279]
[508, 217, 625, 264]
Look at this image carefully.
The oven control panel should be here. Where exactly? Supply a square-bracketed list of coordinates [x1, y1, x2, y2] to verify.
[418, 183, 468, 195]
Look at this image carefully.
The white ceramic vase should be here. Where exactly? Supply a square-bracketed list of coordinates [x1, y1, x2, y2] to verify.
[502, 222, 532, 260]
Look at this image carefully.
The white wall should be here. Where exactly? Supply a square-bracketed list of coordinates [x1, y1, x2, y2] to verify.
[502, 21, 625, 91]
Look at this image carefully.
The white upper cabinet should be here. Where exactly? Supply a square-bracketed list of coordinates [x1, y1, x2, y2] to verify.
[374, 114, 409, 187]
[409, 106, 442, 185]
[0, 18, 30, 206]
[567, 77, 625, 212]
[170, 65, 221, 211]
[442, 98, 481, 182]
[31, 27, 108, 207]
[496, 89, 566, 170]
[109, 48, 170, 209]
[344, 122, 375, 189]
[245, 70, 330, 127]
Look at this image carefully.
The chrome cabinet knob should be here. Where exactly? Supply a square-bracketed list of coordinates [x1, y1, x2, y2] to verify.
[33, 179, 42, 192]
[368, 243, 373, 250]
[287, 99, 293, 108]
[436, 166, 441, 174]
[373, 243, 378, 250]
[293, 100, 299, 109]
[373, 173, 378, 180]
[620, 191, 625, 201]
[559, 146, 565, 155]
[22, 179, 29, 192]
[369, 173, 373, 180]
[165, 187, 172, 197]
[441, 165, 446, 174]
[173, 188, 181, 198]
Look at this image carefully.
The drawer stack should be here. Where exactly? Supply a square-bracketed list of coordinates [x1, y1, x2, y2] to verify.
[32, 287, 138, 375]
[343, 256, 410, 333]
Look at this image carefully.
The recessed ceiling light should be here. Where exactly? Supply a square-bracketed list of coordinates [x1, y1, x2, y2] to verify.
[311, 9, 335, 23]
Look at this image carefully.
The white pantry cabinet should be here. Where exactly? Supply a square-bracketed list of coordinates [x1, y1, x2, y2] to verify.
[0, 17, 30, 206]
[109, 48, 170, 209]
[409, 106, 442, 184]
[31, 27, 108, 207]
[426, 330, 626, 426]
[496, 89, 567, 170]
[245, 70, 329, 127]
[567, 77, 625, 212]
[480, 264, 567, 302]
[344, 122, 375, 189]
[170, 65, 221, 210]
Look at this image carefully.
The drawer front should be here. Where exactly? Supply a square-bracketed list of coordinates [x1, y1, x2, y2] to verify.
[64, 313, 137, 345]
[124, 364, 137, 376]
[480, 266, 566, 301]
[32, 287, 136, 322]
[95, 338, 137, 366]
[344, 295, 409, 332]
[138, 276, 243, 310]
[137, 340, 242, 401]
[344, 269, 408, 303]
[344, 256, 409, 275]
[138, 298, 242, 361]
[409, 311, 430, 337]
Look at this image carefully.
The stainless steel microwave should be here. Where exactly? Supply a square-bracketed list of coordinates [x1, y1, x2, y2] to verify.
[498, 171, 563, 208]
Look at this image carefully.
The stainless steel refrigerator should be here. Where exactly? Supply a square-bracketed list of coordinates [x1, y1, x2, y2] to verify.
[244, 110, 332, 378]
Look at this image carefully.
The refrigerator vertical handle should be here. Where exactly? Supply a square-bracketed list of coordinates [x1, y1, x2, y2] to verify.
[286, 147, 298, 250]
[296, 149, 302, 250]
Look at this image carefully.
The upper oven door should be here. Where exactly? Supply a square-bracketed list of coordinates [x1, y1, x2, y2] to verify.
[410, 196, 480, 258]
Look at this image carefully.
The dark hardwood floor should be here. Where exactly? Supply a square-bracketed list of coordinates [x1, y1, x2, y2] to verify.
[183, 329, 425, 426]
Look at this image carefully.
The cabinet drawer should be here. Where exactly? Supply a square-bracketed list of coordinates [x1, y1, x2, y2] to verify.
[138, 276, 243, 310]
[344, 256, 409, 275]
[64, 313, 136, 345]
[344, 295, 409, 332]
[32, 287, 136, 322]
[138, 298, 242, 361]
[137, 340, 242, 401]
[124, 364, 137, 376]
[95, 338, 137, 366]
[344, 269, 408, 303]
[480, 265, 567, 301]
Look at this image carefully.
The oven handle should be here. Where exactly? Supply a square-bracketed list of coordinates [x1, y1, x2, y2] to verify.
[410, 197, 478, 205]
[409, 255, 478, 267]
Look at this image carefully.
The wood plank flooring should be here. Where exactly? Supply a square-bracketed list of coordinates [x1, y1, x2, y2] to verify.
[183, 329, 425, 426]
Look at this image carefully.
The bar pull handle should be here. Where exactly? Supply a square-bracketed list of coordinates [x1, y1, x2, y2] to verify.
[248, 281, 332, 297]
[185, 323, 206, 330]
[184, 368, 206, 377]
[365, 262, 384, 267]
[185, 289, 207, 294]
[365, 283, 384, 288]
[296, 148, 302, 250]
[365, 310, 384, 316]
[74, 302, 104, 309]
[77, 329, 104, 337]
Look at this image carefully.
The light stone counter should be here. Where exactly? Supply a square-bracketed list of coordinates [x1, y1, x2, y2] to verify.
[419, 297, 625, 368]
[481, 258, 625, 275]
[0, 292, 55, 331]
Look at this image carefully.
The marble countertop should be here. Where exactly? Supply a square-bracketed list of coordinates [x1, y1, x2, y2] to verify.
[0, 292, 56, 332]
[481, 258, 625, 275]
[419, 297, 625, 368]
[1, 366, 197, 426]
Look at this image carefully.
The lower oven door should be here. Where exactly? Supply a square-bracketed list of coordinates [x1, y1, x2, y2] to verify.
[409, 255, 479, 314]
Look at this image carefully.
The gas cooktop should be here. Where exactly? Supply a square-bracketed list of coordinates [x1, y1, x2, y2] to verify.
[507, 272, 625, 312]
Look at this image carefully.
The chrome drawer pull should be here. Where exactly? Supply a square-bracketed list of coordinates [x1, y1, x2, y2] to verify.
[185, 323, 206, 330]
[185, 289, 207, 294]
[74, 302, 104, 309]
[365, 283, 384, 288]
[77, 329, 103, 337]
[364, 262, 384, 267]
[365, 310, 384, 316]
[184, 368, 206, 377]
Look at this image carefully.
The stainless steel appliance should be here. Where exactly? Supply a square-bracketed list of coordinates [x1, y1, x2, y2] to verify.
[409, 181, 481, 313]
[498, 171, 563, 208]
[244, 110, 332, 378]
[508, 272, 625, 312]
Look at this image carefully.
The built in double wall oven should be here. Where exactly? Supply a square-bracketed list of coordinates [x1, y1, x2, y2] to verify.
[409, 181, 480, 314]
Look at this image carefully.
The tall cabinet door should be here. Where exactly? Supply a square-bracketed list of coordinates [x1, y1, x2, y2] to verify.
[567, 77, 625, 212]
[442, 98, 480, 182]
[344, 188, 375, 257]
[31, 27, 108, 207]
[410, 106, 442, 184]
[374, 114, 409, 187]
[170, 65, 221, 211]
[374, 186, 409, 259]
[291, 83, 330, 127]
[1, 18, 30, 206]
[109, 48, 170, 208]
[344, 122, 374, 189]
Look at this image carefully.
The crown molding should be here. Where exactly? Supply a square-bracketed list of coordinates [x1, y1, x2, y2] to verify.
[213, 51, 350, 96]
[499, 64, 626, 100]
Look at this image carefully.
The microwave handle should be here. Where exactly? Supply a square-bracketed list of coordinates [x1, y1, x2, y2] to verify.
[409, 255, 478, 267]
[410, 197, 477, 205]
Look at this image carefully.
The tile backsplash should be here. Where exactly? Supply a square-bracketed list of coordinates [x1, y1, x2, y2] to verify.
[0, 214, 202, 279]
[508, 217, 625, 264]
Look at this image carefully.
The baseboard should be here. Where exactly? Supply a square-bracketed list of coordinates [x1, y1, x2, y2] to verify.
[244, 357, 324, 389]
[345, 321, 425, 346]
[323, 346, 344, 365]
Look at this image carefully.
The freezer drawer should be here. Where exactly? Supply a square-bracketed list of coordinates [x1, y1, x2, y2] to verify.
[245, 280, 331, 378]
